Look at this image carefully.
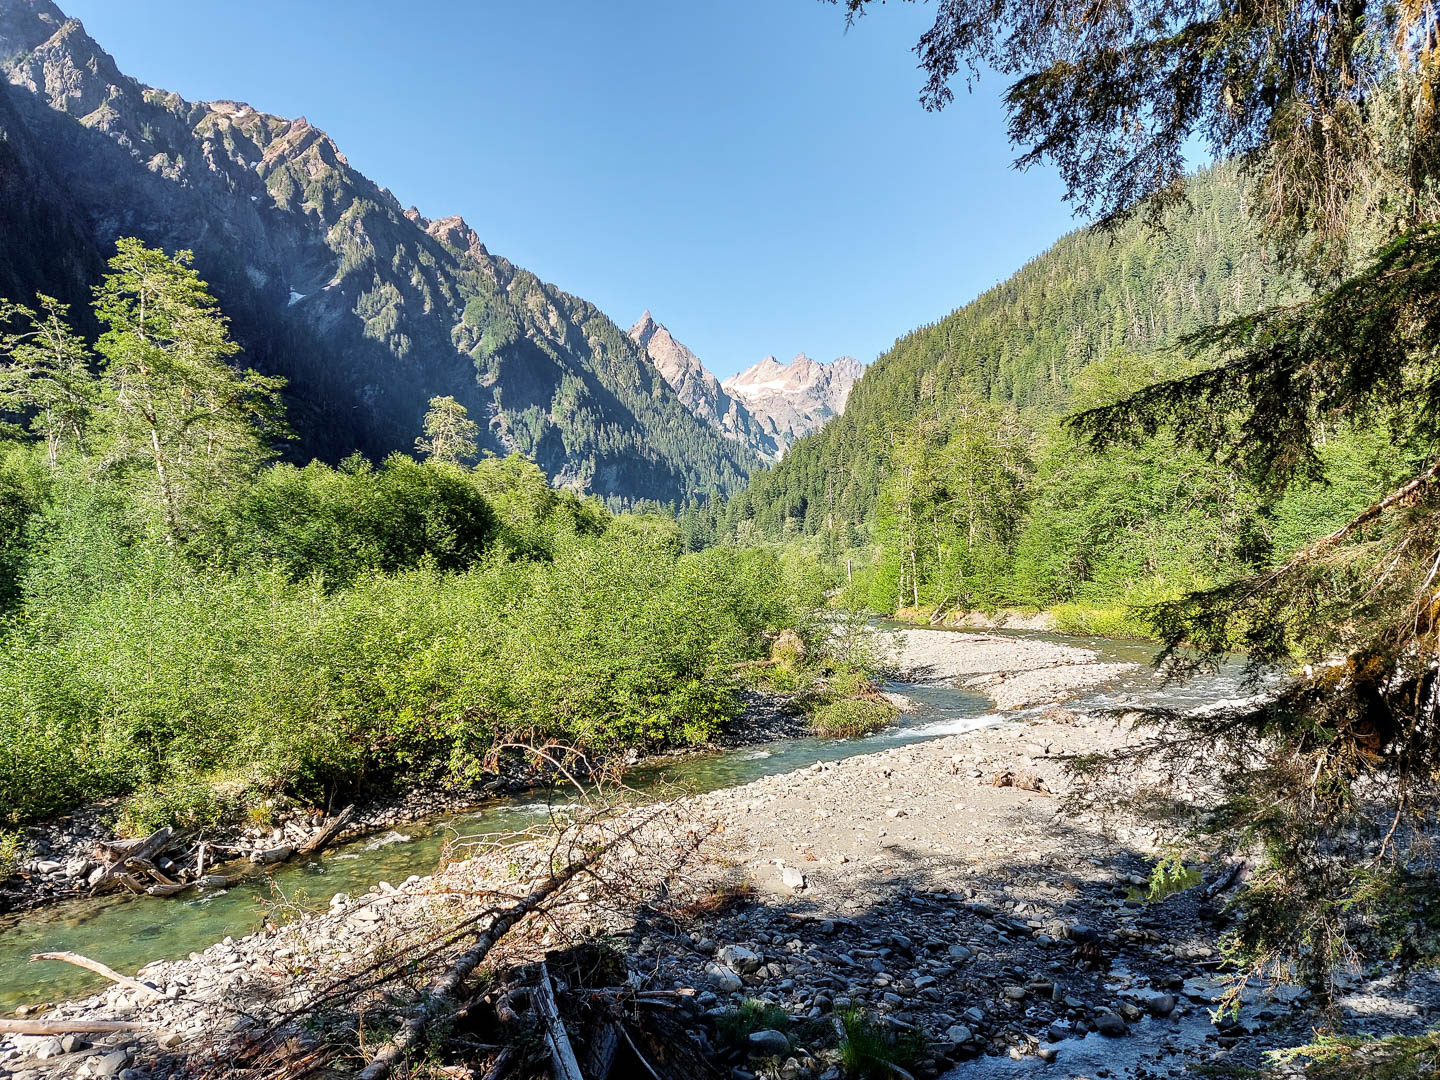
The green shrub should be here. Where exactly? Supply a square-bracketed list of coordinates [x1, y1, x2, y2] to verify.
[837, 1006, 926, 1079]
[809, 698, 897, 739]
[0, 527, 820, 823]
[1049, 603, 1156, 639]
[0, 829, 29, 877]
[715, 1000, 793, 1056]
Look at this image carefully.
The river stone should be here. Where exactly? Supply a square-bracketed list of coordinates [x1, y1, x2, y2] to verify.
[717, 944, 763, 973]
[779, 866, 806, 891]
[748, 1029, 789, 1057]
[87, 1050, 132, 1078]
[705, 963, 743, 993]
[944, 1025, 973, 1044]
[1140, 996, 1175, 1019]
[31, 1040, 63, 1061]
[1093, 1011, 1128, 1037]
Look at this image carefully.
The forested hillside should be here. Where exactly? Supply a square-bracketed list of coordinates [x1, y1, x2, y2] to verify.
[728, 167, 1408, 622]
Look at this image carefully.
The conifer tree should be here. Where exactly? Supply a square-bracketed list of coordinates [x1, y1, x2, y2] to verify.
[0, 295, 97, 469]
[416, 395, 480, 465]
[93, 238, 286, 545]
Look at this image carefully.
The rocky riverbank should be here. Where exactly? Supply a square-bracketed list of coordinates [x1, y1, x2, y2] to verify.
[6, 705, 1438, 1080]
[9, 629, 1432, 1079]
[895, 627, 1138, 711]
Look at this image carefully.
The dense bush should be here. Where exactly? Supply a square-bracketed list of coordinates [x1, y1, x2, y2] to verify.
[808, 698, 897, 739]
[0, 525, 816, 825]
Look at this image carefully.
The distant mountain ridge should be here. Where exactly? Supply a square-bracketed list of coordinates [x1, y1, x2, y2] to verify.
[626, 312, 862, 460]
[723, 353, 863, 451]
[0, 0, 755, 504]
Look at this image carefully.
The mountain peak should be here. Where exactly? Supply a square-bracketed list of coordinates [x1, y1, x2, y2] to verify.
[721, 351, 865, 450]
[426, 215, 488, 259]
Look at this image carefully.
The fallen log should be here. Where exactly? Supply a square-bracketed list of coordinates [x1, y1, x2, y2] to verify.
[29, 952, 164, 1001]
[298, 804, 356, 856]
[584, 1022, 621, 1080]
[534, 963, 582, 1080]
[146, 882, 190, 898]
[353, 805, 671, 1080]
[89, 828, 173, 896]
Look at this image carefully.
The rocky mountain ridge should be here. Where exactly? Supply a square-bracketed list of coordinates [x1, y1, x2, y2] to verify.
[627, 312, 785, 461]
[0, 0, 754, 504]
[724, 352, 863, 451]
[627, 312, 863, 460]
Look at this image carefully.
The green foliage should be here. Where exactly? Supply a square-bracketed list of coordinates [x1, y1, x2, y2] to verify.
[836, 1006, 926, 1079]
[1264, 1030, 1440, 1079]
[115, 767, 276, 838]
[714, 1000, 793, 1056]
[1048, 604, 1154, 640]
[809, 698, 897, 739]
[0, 829, 29, 878]
[189, 454, 502, 586]
[0, 523, 812, 824]
[0, 294, 98, 468]
[91, 238, 287, 544]
[415, 395, 479, 465]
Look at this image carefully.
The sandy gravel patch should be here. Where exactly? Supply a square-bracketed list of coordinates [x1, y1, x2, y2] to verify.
[896, 628, 1139, 710]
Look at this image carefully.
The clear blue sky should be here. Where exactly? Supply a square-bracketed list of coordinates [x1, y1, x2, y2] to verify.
[58, 0, 1080, 379]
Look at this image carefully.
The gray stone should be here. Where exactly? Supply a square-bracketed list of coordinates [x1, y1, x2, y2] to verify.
[89, 1050, 132, 1078]
[1093, 1012, 1128, 1037]
[1038, 1044, 1059, 1063]
[944, 1025, 973, 1044]
[32, 1039, 64, 1061]
[718, 945, 763, 973]
[947, 944, 973, 961]
[1146, 993, 1177, 1017]
[705, 963, 743, 993]
[779, 866, 806, 891]
[747, 1029, 789, 1057]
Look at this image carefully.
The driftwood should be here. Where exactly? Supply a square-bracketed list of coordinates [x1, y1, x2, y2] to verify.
[90, 828, 173, 896]
[584, 1022, 621, 1079]
[250, 845, 294, 865]
[146, 882, 190, 897]
[355, 860, 592, 1080]
[0, 1019, 149, 1035]
[479, 1048, 518, 1080]
[298, 804, 356, 856]
[535, 963, 583, 1080]
[1202, 858, 1250, 900]
[29, 952, 164, 1001]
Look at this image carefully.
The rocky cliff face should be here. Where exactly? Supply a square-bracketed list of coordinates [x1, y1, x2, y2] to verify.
[0, 0, 755, 503]
[627, 312, 783, 462]
[723, 353, 864, 452]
